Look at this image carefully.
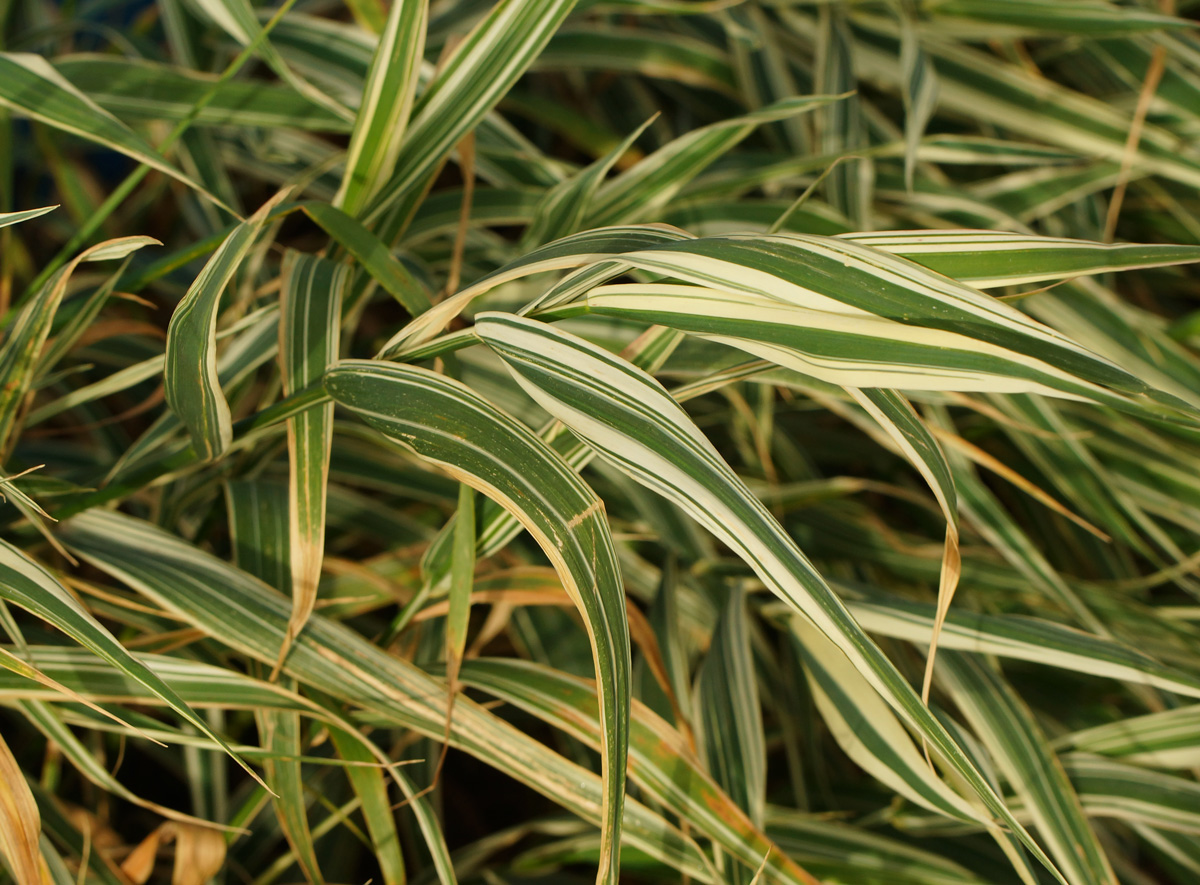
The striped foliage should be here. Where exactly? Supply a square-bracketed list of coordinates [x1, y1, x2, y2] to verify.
[475, 311, 1066, 879]
[164, 193, 286, 461]
[322, 360, 631, 884]
[276, 252, 347, 671]
[8, 1, 1200, 883]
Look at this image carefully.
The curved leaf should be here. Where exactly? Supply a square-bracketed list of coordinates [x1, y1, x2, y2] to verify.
[322, 359, 630, 885]
[475, 311, 1067, 883]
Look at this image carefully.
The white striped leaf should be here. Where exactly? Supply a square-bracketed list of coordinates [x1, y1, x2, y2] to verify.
[110, 309, 280, 480]
[164, 192, 286, 461]
[899, 16, 938, 191]
[815, 6, 868, 227]
[36, 253, 137, 378]
[696, 587, 765, 885]
[0, 646, 312, 712]
[0, 541, 262, 790]
[325, 725, 406, 885]
[900, 753, 1200, 855]
[377, 765, 457, 885]
[0, 53, 215, 203]
[474, 312, 1067, 884]
[838, 15, 1200, 191]
[843, 230, 1200, 289]
[1028, 281, 1200, 414]
[53, 56, 350, 132]
[1061, 753, 1200, 835]
[845, 597, 1200, 700]
[766, 807, 986, 885]
[1, 646, 435, 883]
[299, 202, 431, 316]
[937, 651, 1116, 885]
[558, 233, 1175, 409]
[15, 700, 217, 829]
[908, 135, 1083, 165]
[538, 26, 737, 96]
[224, 476, 323, 881]
[929, 407, 1103, 629]
[585, 97, 843, 228]
[0, 206, 55, 228]
[377, 224, 692, 357]
[1134, 824, 1200, 877]
[335, 0, 428, 215]
[362, 0, 582, 239]
[1058, 705, 1200, 769]
[263, 12, 394, 105]
[184, 0, 354, 124]
[927, 0, 1186, 35]
[788, 618, 981, 822]
[277, 252, 348, 673]
[454, 657, 819, 885]
[0, 646, 146, 733]
[415, 327, 686, 609]
[225, 480, 290, 594]
[524, 116, 655, 247]
[298, 203, 432, 316]
[847, 387, 959, 704]
[445, 482, 476, 695]
[0, 236, 157, 457]
[414, 426, 592, 600]
[322, 360, 629, 885]
[647, 556, 695, 728]
[977, 393, 1150, 553]
[581, 284, 1130, 403]
[55, 510, 721, 882]
[256, 682, 323, 884]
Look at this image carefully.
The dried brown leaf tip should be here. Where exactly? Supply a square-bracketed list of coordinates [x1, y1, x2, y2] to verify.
[121, 823, 226, 885]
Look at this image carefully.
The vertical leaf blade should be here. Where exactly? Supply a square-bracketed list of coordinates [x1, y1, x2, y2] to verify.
[697, 587, 765, 884]
[323, 360, 630, 885]
[276, 252, 347, 670]
[938, 652, 1118, 885]
[475, 312, 1067, 884]
[336, 0, 428, 215]
[164, 192, 285, 461]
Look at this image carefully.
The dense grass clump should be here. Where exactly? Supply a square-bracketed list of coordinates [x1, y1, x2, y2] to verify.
[3, 1, 1200, 884]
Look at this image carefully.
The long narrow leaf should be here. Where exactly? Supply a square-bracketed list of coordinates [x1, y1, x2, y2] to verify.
[335, 0, 428, 215]
[0, 541, 264, 790]
[938, 652, 1116, 885]
[165, 192, 286, 460]
[476, 312, 1068, 883]
[0, 53, 215, 203]
[322, 360, 629, 885]
[276, 252, 347, 672]
[696, 587, 765, 885]
[56, 510, 719, 882]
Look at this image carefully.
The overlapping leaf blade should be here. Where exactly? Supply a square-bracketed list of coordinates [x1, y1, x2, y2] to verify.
[321, 360, 630, 885]
[362, 0, 583, 238]
[335, 0, 428, 215]
[0, 54, 214, 202]
[276, 252, 347, 671]
[844, 230, 1200, 288]
[164, 193, 285, 461]
[475, 311, 1067, 882]
[696, 587, 765, 884]
[57, 510, 756, 883]
[937, 652, 1117, 885]
[0, 540, 262, 788]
